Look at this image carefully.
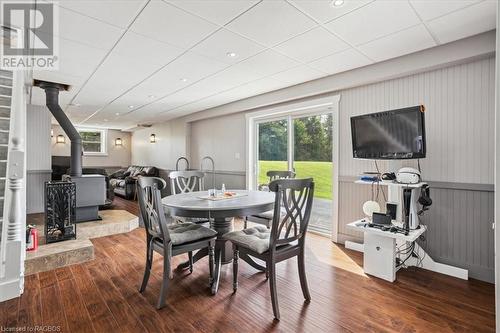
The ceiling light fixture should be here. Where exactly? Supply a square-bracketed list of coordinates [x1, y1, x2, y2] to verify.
[115, 112, 120, 116]
[148, 94, 156, 99]
[128, 105, 134, 109]
[331, 0, 344, 7]
[180, 78, 188, 82]
[226, 52, 237, 58]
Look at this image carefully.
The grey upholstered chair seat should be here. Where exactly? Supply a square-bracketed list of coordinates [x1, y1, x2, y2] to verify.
[224, 225, 271, 254]
[160, 223, 217, 246]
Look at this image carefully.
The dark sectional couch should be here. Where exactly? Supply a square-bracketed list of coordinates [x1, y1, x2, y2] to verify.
[109, 165, 159, 199]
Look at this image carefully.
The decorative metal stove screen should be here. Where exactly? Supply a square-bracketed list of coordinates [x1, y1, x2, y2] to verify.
[44, 181, 76, 243]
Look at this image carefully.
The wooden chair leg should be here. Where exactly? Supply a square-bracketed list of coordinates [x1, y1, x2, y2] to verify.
[268, 262, 280, 320]
[157, 253, 171, 309]
[298, 249, 311, 301]
[208, 241, 215, 286]
[139, 241, 153, 293]
[233, 245, 239, 292]
[188, 251, 194, 273]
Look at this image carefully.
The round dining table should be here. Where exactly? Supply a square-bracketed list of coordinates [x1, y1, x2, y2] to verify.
[161, 189, 275, 294]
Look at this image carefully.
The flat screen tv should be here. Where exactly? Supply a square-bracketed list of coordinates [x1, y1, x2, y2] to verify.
[351, 105, 426, 160]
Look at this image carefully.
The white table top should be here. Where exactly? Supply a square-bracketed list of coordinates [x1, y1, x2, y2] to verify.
[347, 219, 426, 242]
[161, 190, 275, 211]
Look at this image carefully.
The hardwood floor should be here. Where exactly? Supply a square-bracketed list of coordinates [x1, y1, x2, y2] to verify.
[2, 196, 495, 332]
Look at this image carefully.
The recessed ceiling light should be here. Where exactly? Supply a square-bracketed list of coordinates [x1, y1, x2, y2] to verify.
[128, 105, 134, 109]
[115, 112, 120, 116]
[148, 94, 156, 99]
[180, 78, 188, 82]
[331, 0, 344, 7]
[226, 52, 237, 58]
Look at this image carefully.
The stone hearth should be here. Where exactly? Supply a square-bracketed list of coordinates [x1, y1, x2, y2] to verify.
[25, 210, 138, 275]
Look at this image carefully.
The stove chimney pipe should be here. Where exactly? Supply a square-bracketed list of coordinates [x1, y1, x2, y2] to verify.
[36, 81, 82, 177]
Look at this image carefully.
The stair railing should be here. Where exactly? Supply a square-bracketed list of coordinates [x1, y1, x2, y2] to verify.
[0, 68, 27, 301]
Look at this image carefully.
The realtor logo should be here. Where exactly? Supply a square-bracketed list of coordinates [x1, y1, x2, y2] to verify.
[1, 1, 59, 70]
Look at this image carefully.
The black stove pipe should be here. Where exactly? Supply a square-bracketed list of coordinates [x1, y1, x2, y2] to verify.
[37, 81, 82, 177]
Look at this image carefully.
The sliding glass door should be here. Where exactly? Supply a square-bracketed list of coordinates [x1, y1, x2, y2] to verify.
[256, 111, 333, 234]
[293, 114, 333, 233]
[257, 118, 289, 187]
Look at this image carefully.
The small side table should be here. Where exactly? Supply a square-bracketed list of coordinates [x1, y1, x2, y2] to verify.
[347, 220, 426, 282]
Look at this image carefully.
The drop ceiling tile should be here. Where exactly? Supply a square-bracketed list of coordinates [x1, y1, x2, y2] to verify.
[37, 6, 124, 50]
[409, 0, 480, 21]
[358, 25, 436, 62]
[289, 0, 373, 24]
[427, 1, 496, 44]
[112, 31, 184, 66]
[270, 65, 325, 86]
[236, 49, 300, 77]
[308, 48, 372, 75]
[167, 0, 259, 25]
[89, 52, 162, 93]
[274, 26, 349, 62]
[130, 0, 218, 48]
[33, 37, 107, 81]
[226, 0, 317, 47]
[56, 0, 147, 28]
[115, 51, 229, 104]
[325, 1, 420, 46]
[191, 29, 265, 64]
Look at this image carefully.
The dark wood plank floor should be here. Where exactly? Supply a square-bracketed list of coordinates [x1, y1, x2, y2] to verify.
[2, 196, 495, 332]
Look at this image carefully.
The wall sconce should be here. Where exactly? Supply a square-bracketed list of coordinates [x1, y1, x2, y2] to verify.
[150, 134, 156, 143]
[56, 134, 66, 144]
[51, 129, 54, 137]
[115, 138, 123, 146]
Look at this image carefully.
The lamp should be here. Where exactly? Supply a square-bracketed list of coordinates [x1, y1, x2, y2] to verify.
[115, 138, 123, 146]
[51, 129, 54, 137]
[150, 134, 156, 143]
[56, 134, 65, 144]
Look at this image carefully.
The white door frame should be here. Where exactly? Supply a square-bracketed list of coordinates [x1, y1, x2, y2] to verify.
[245, 95, 341, 242]
[494, 1, 499, 330]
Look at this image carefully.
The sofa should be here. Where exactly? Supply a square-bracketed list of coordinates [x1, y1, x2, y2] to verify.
[109, 165, 159, 199]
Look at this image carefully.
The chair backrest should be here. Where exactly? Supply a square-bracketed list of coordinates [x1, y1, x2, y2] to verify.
[169, 170, 205, 195]
[175, 156, 190, 171]
[267, 170, 296, 182]
[268, 178, 314, 249]
[137, 176, 170, 243]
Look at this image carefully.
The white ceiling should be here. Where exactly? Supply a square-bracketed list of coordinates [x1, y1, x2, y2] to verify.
[28, 0, 496, 130]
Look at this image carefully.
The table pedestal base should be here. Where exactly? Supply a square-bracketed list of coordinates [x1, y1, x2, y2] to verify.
[176, 217, 267, 294]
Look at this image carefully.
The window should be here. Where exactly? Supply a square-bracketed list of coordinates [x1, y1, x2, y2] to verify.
[77, 128, 107, 155]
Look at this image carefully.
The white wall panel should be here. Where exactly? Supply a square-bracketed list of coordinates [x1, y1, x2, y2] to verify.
[26, 105, 51, 171]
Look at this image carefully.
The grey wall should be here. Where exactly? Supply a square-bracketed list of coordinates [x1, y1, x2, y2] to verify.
[52, 124, 131, 168]
[131, 118, 188, 170]
[184, 56, 496, 282]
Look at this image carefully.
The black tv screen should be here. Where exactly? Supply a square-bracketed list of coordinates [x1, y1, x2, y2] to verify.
[351, 105, 426, 160]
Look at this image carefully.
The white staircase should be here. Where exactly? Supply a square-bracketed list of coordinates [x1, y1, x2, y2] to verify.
[0, 68, 27, 302]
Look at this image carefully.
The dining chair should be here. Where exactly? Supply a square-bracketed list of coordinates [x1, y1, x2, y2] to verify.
[137, 176, 217, 309]
[168, 170, 210, 225]
[224, 178, 314, 320]
[244, 170, 296, 229]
